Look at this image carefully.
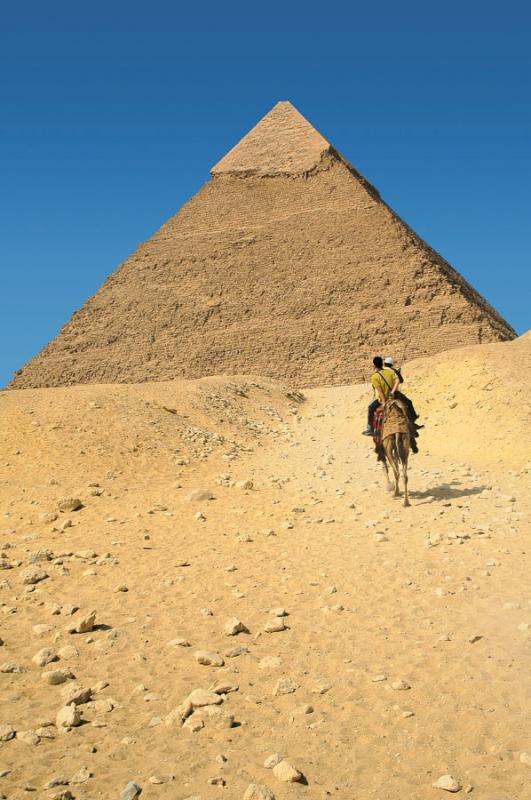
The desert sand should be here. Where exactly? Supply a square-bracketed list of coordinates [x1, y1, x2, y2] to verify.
[1, 334, 530, 799]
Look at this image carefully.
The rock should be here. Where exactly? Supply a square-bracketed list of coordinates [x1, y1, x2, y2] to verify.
[57, 497, 82, 513]
[70, 766, 91, 783]
[391, 680, 411, 690]
[17, 731, 41, 746]
[67, 610, 96, 634]
[225, 645, 249, 658]
[187, 489, 214, 502]
[235, 480, 253, 490]
[120, 781, 142, 800]
[432, 775, 462, 792]
[194, 650, 224, 667]
[33, 647, 59, 666]
[42, 668, 74, 685]
[58, 646, 78, 660]
[0, 662, 26, 673]
[270, 608, 288, 617]
[273, 760, 302, 782]
[167, 638, 191, 648]
[211, 682, 239, 695]
[188, 689, 223, 708]
[371, 674, 387, 682]
[56, 704, 81, 729]
[60, 684, 92, 705]
[21, 567, 49, 585]
[114, 584, 129, 592]
[224, 617, 249, 636]
[293, 703, 314, 715]
[272, 677, 299, 696]
[0, 724, 15, 741]
[244, 785, 275, 800]
[264, 753, 285, 769]
[520, 752, 531, 766]
[40, 512, 58, 524]
[264, 619, 286, 633]
[33, 624, 54, 636]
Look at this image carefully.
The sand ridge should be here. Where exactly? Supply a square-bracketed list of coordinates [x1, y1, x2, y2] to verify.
[1, 335, 530, 799]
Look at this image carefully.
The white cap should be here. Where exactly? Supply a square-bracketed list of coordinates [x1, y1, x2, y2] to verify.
[383, 356, 394, 366]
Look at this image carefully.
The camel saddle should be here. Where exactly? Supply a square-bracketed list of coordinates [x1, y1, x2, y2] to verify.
[372, 398, 411, 446]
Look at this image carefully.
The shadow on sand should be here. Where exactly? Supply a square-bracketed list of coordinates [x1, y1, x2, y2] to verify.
[409, 483, 487, 504]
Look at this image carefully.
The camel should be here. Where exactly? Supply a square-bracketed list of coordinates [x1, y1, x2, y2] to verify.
[375, 398, 411, 507]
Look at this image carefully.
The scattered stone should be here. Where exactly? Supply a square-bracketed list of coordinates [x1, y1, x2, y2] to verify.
[207, 776, 226, 786]
[371, 674, 387, 682]
[60, 684, 92, 705]
[243, 784, 275, 800]
[391, 680, 411, 691]
[67, 610, 96, 634]
[42, 668, 74, 685]
[264, 753, 285, 769]
[120, 781, 142, 800]
[40, 512, 58, 524]
[264, 619, 286, 633]
[56, 705, 81, 729]
[293, 704, 313, 715]
[70, 766, 91, 784]
[194, 650, 224, 667]
[272, 677, 299, 696]
[211, 682, 239, 694]
[167, 638, 191, 648]
[270, 608, 288, 617]
[114, 584, 128, 592]
[520, 752, 531, 766]
[57, 497, 82, 513]
[224, 617, 249, 636]
[225, 645, 249, 658]
[0, 662, 26, 673]
[188, 489, 214, 502]
[58, 646, 78, 660]
[33, 624, 54, 636]
[0, 724, 15, 741]
[432, 775, 462, 792]
[188, 689, 223, 708]
[273, 760, 302, 782]
[21, 567, 49, 585]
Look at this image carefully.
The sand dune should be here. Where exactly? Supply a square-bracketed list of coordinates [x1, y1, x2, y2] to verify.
[0, 336, 529, 799]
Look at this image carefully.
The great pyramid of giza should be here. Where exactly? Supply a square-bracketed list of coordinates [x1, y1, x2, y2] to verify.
[11, 101, 515, 389]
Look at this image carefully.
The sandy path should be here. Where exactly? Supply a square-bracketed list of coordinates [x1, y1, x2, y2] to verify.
[0, 379, 529, 800]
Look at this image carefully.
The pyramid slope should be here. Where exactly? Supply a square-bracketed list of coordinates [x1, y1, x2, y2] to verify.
[212, 100, 334, 176]
[11, 104, 516, 389]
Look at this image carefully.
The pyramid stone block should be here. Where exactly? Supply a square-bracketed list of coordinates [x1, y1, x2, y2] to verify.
[11, 101, 515, 388]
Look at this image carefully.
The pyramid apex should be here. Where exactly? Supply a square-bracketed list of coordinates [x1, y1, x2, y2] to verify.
[212, 101, 333, 177]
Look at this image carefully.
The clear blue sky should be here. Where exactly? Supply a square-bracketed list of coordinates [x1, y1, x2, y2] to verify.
[1, 1, 529, 387]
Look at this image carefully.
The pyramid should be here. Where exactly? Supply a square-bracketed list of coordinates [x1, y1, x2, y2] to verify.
[11, 101, 515, 389]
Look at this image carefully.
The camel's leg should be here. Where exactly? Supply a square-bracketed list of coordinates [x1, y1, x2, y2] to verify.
[398, 433, 410, 507]
[384, 438, 400, 497]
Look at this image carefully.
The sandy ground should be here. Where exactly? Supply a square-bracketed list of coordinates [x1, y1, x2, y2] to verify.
[0, 337, 530, 800]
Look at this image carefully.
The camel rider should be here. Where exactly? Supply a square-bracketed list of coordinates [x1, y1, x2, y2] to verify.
[382, 356, 420, 423]
[363, 356, 400, 436]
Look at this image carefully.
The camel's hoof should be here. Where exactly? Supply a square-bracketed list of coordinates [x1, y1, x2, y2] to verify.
[404, 499, 411, 508]
[386, 482, 394, 492]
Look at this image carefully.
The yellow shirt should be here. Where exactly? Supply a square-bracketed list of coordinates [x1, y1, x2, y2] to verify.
[371, 368, 397, 400]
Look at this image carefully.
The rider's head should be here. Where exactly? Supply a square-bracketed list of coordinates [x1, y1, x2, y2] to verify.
[383, 356, 394, 366]
[373, 356, 383, 369]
